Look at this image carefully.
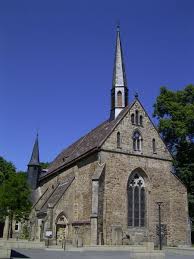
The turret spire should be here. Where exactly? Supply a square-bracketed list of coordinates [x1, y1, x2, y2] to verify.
[28, 134, 40, 166]
[110, 26, 128, 120]
[27, 134, 41, 191]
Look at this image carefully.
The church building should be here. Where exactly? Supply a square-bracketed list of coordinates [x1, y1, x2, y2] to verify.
[26, 27, 190, 246]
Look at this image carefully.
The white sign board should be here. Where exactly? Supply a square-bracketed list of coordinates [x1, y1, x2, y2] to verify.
[45, 230, 53, 238]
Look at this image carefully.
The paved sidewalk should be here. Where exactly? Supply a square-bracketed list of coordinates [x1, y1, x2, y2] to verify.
[10, 249, 194, 259]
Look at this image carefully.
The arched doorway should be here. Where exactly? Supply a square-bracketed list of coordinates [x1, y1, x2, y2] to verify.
[55, 213, 68, 244]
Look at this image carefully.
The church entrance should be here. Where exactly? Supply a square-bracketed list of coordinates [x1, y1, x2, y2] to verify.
[55, 213, 68, 245]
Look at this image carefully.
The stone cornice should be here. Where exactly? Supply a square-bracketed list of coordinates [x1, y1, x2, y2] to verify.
[100, 148, 172, 162]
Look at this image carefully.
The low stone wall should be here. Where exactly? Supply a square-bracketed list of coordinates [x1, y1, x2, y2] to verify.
[130, 251, 165, 259]
[0, 239, 44, 249]
[165, 247, 194, 256]
[0, 247, 11, 259]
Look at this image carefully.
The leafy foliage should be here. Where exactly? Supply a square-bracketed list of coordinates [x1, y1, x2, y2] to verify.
[0, 156, 16, 185]
[153, 84, 194, 232]
[40, 162, 50, 169]
[0, 157, 31, 237]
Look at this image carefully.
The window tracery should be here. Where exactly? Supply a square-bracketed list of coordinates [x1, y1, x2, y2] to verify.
[128, 173, 145, 227]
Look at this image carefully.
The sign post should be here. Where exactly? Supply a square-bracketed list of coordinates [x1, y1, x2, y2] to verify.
[45, 230, 53, 248]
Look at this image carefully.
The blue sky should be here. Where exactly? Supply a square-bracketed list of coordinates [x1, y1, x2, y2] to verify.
[0, 0, 194, 171]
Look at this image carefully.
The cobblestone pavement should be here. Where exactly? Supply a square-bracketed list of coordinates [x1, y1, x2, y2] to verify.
[10, 249, 194, 259]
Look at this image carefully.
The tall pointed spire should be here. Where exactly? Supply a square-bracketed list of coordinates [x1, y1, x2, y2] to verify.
[112, 25, 127, 88]
[28, 134, 40, 166]
[110, 26, 128, 120]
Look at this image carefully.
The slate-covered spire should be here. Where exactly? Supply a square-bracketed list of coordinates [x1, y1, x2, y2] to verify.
[110, 26, 128, 120]
[112, 25, 127, 88]
[28, 134, 40, 166]
[27, 134, 41, 191]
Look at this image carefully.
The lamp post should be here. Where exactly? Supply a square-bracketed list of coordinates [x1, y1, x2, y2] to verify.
[156, 202, 163, 250]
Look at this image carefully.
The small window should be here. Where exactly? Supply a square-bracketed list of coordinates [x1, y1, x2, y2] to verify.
[135, 110, 139, 125]
[15, 221, 19, 231]
[117, 91, 122, 107]
[131, 114, 135, 124]
[152, 138, 156, 153]
[140, 115, 143, 126]
[117, 132, 121, 148]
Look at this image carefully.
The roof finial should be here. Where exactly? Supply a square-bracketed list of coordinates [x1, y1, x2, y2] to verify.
[116, 21, 120, 32]
[135, 92, 139, 99]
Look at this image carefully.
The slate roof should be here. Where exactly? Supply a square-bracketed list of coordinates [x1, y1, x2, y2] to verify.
[39, 105, 132, 181]
[39, 175, 75, 213]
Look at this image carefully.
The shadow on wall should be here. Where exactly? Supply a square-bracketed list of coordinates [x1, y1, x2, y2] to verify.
[11, 250, 29, 258]
[192, 231, 194, 245]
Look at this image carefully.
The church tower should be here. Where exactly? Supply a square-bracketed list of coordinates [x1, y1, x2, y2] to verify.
[110, 26, 128, 120]
[27, 134, 41, 190]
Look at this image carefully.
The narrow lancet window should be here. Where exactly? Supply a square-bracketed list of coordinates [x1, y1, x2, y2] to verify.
[117, 132, 121, 148]
[152, 138, 156, 153]
[131, 114, 135, 124]
[135, 110, 139, 125]
[117, 91, 122, 107]
[140, 115, 143, 126]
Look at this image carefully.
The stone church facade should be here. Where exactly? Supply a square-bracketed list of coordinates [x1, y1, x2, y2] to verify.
[23, 27, 189, 246]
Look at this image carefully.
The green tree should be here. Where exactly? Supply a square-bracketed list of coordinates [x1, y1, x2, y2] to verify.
[153, 84, 194, 232]
[0, 156, 16, 185]
[0, 157, 31, 238]
[40, 162, 50, 169]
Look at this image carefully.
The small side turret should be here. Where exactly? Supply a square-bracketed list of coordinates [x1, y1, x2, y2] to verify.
[27, 134, 41, 190]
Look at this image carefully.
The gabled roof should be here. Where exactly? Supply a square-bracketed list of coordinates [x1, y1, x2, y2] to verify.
[39, 175, 75, 213]
[39, 104, 133, 180]
[39, 97, 173, 182]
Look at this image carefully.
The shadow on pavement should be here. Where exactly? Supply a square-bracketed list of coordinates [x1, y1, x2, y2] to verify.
[11, 250, 30, 258]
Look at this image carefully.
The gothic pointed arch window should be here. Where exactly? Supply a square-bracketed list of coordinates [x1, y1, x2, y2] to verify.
[117, 91, 122, 107]
[128, 172, 145, 227]
[117, 132, 121, 148]
[133, 131, 142, 152]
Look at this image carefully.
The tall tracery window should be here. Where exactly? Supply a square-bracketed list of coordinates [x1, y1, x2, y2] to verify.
[117, 91, 122, 107]
[117, 132, 121, 148]
[133, 131, 142, 151]
[128, 173, 145, 227]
